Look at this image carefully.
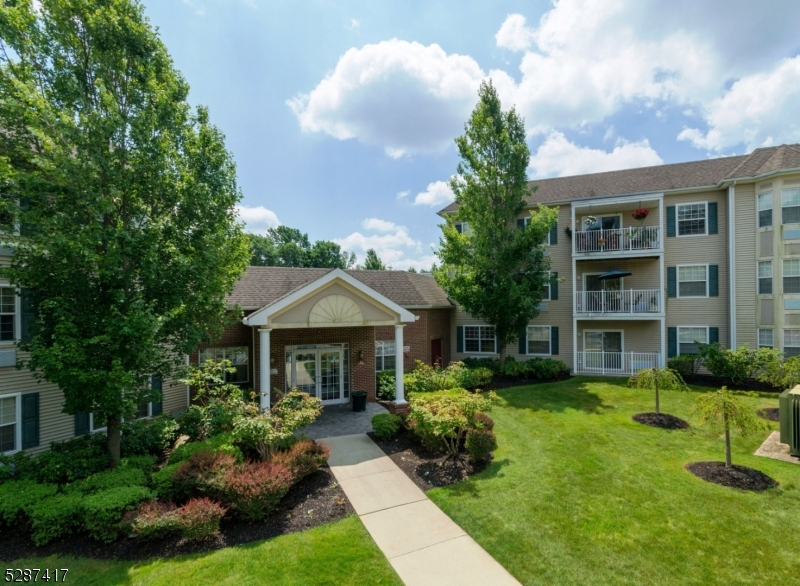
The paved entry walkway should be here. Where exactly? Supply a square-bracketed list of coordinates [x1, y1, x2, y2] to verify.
[322, 434, 520, 586]
[297, 402, 388, 440]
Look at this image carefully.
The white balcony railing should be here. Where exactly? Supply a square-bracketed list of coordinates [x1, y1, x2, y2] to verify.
[573, 226, 660, 254]
[574, 289, 662, 314]
[575, 352, 661, 375]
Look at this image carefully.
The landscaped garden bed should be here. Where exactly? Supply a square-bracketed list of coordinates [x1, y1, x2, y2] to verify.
[685, 461, 778, 492]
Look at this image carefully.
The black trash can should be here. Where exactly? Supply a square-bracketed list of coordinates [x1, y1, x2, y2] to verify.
[352, 391, 367, 412]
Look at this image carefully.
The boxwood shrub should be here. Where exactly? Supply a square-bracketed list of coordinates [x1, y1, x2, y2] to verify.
[0, 480, 59, 527]
[121, 416, 181, 457]
[29, 493, 84, 546]
[66, 466, 148, 495]
[83, 485, 154, 543]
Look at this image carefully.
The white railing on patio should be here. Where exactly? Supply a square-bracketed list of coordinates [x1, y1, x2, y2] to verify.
[574, 289, 662, 314]
[573, 226, 660, 254]
[575, 352, 661, 375]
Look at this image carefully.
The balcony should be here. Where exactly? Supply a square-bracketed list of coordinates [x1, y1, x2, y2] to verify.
[575, 352, 661, 375]
[573, 226, 660, 255]
[574, 289, 662, 315]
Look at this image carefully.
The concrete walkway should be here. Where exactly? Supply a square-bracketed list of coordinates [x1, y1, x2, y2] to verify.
[322, 433, 520, 586]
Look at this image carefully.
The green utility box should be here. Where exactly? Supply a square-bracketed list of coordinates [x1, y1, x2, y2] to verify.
[779, 386, 800, 456]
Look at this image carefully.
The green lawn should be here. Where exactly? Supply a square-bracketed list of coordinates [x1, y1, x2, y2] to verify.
[428, 377, 800, 585]
[9, 515, 402, 586]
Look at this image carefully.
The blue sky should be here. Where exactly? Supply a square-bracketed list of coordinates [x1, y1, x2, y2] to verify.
[142, 0, 800, 269]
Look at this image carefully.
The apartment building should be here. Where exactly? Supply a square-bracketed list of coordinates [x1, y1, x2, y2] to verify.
[442, 143, 800, 375]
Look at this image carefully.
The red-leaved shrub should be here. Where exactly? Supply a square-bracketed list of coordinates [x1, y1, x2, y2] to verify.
[171, 450, 236, 500]
[173, 498, 227, 540]
[127, 500, 179, 539]
[272, 440, 330, 482]
[221, 461, 293, 521]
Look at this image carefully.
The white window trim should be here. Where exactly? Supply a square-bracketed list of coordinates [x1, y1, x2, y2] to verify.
[784, 329, 800, 356]
[543, 270, 552, 301]
[0, 281, 20, 347]
[676, 326, 710, 356]
[455, 222, 471, 235]
[676, 263, 709, 298]
[757, 191, 773, 229]
[375, 340, 396, 372]
[781, 187, 800, 225]
[463, 324, 497, 355]
[758, 328, 774, 349]
[89, 412, 107, 433]
[582, 330, 625, 353]
[0, 392, 22, 455]
[522, 216, 550, 245]
[526, 325, 552, 356]
[757, 260, 773, 296]
[198, 346, 250, 384]
[676, 201, 708, 238]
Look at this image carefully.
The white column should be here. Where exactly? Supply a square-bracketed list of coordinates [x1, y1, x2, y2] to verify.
[395, 324, 407, 404]
[259, 328, 272, 411]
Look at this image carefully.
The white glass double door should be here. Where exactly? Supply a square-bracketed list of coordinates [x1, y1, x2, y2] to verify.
[290, 349, 345, 405]
[584, 331, 623, 372]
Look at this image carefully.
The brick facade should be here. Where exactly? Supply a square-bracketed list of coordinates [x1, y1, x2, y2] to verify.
[375, 308, 452, 371]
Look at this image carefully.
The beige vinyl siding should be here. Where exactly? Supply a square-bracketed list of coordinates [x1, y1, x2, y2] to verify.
[734, 183, 757, 348]
[664, 189, 729, 349]
[577, 320, 661, 355]
[575, 258, 660, 292]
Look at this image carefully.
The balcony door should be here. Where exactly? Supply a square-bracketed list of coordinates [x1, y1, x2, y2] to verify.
[584, 275, 623, 312]
[584, 331, 623, 372]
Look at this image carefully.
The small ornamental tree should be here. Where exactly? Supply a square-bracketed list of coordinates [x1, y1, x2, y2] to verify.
[628, 367, 687, 414]
[692, 387, 769, 467]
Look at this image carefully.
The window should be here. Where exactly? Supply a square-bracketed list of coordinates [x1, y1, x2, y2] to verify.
[758, 329, 774, 349]
[542, 271, 551, 301]
[198, 346, 249, 383]
[758, 192, 773, 227]
[527, 326, 551, 355]
[375, 340, 396, 372]
[0, 286, 15, 342]
[782, 188, 800, 224]
[677, 265, 708, 297]
[464, 325, 496, 353]
[521, 216, 550, 244]
[90, 412, 107, 432]
[454, 222, 471, 235]
[758, 261, 773, 295]
[0, 393, 20, 454]
[785, 329, 800, 357]
[678, 327, 708, 355]
[784, 259, 800, 294]
[677, 203, 707, 236]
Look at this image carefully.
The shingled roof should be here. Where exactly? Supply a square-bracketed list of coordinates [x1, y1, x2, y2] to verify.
[439, 144, 800, 215]
[228, 266, 452, 310]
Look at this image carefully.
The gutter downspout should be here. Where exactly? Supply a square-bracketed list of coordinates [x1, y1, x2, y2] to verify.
[728, 181, 736, 349]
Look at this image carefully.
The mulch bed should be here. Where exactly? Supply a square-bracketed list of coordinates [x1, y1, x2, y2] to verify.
[368, 427, 489, 492]
[0, 467, 354, 563]
[632, 412, 690, 430]
[758, 407, 780, 422]
[686, 461, 778, 492]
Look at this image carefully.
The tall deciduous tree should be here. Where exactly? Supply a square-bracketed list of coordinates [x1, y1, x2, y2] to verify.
[362, 248, 387, 270]
[434, 81, 557, 364]
[0, 0, 250, 466]
[246, 229, 355, 268]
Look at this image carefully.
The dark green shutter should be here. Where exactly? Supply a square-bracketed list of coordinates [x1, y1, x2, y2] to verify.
[666, 206, 676, 237]
[517, 218, 525, 230]
[519, 327, 527, 355]
[456, 326, 464, 353]
[709, 265, 719, 297]
[74, 412, 90, 436]
[21, 392, 39, 449]
[20, 289, 35, 342]
[550, 327, 559, 355]
[708, 202, 718, 234]
[550, 272, 558, 300]
[667, 267, 677, 297]
[709, 327, 719, 344]
[668, 327, 677, 358]
[151, 374, 163, 416]
[549, 223, 558, 245]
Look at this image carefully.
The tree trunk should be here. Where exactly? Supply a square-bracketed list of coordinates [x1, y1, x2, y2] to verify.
[107, 415, 122, 469]
[499, 344, 507, 368]
[654, 369, 660, 414]
[723, 411, 732, 468]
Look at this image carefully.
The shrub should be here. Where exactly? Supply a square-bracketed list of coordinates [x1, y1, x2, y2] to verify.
[698, 343, 778, 385]
[128, 500, 179, 539]
[173, 497, 227, 540]
[168, 432, 243, 465]
[462, 357, 501, 374]
[29, 493, 84, 546]
[121, 416, 181, 457]
[67, 466, 148, 495]
[528, 357, 570, 380]
[668, 354, 700, 378]
[221, 461, 294, 521]
[121, 454, 157, 474]
[465, 429, 497, 462]
[473, 412, 494, 431]
[0, 451, 37, 484]
[455, 366, 493, 390]
[0, 480, 58, 527]
[171, 450, 236, 500]
[371, 413, 402, 441]
[151, 462, 184, 501]
[83, 485, 154, 543]
[33, 434, 109, 484]
[272, 440, 330, 482]
[376, 370, 396, 400]
[180, 404, 210, 442]
[758, 354, 800, 389]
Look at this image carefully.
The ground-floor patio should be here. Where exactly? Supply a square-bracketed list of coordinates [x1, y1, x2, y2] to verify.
[297, 401, 388, 440]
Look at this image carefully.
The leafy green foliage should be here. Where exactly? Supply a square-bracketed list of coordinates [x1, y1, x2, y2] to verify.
[151, 462, 184, 501]
[168, 432, 243, 465]
[667, 355, 701, 378]
[362, 248, 387, 270]
[128, 500, 180, 540]
[83, 486, 154, 543]
[29, 493, 84, 546]
[66, 466, 148, 495]
[0, 480, 58, 527]
[121, 416, 181, 457]
[376, 370, 397, 400]
[697, 344, 779, 385]
[500, 357, 570, 381]
[465, 429, 497, 462]
[33, 434, 110, 484]
[120, 454, 157, 474]
[180, 359, 252, 440]
[371, 414, 403, 441]
[692, 387, 770, 467]
[247, 227, 356, 269]
[408, 390, 498, 457]
[271, 439, 330, 483]
[473, 412, 494, 431]
[757, 354, 800, 390]
[221, 461, 294, 521]
[628, 367, 688, 414]
[399, 360, 493, 395]
[434, 81, 557, 364]
[0, 0, 251, 466]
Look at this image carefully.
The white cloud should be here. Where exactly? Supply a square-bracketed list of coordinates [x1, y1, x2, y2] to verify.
[495, 14, 535, 52]
[287, 39, 484, 157]
[347, 18, 360, 30]
[335, 226, 429, 270]
[678, 56, 800, 152]
[413, 180, 454, 207]
[529, 132, 663, 178]
[362, 218, 401, 232]
[236, 204, 280, 235]
[396, 190, 410, 200]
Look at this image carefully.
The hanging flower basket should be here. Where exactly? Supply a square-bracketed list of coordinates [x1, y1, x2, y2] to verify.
[632, 208, 650, 221]
[584, 215, 597, 227]
[597, 237, 606, 245]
